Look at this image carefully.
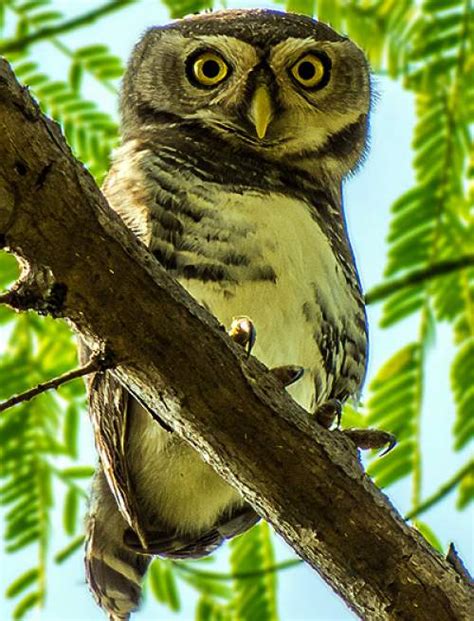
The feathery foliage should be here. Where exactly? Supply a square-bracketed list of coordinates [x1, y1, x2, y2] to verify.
[0, 0, 472, 619]
[361, 0, 473, 515]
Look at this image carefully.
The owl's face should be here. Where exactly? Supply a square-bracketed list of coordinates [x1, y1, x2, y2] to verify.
[121, 9, 371, 174]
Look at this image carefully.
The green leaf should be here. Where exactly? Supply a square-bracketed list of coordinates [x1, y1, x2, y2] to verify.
[457, 464, 473, 510]
[413, 520, 443, 553]
[6, 528, 40, 552]
[5, 568, 39, 598]
[148, 561, 180, 611]
[195, 595, 229, 621]
[196, 596, 214, 621]
[54, 535, 85, 564]
[229, 522, 278, 621]
[62, 404, 79, 457]
[63, 488, 78, 535]
[451, 339, 474, 451]
[69, 62, 83, 93]
[13, 591, 41, 620]
[0, 252, 20, 288]
[162, 0, 212, 20]
[148, 560, 168, 604]
[365, 344, 421, 488]
[60, 466, 95, 478]
[163, 565, 180, 612]
[286, 0, 314, 16]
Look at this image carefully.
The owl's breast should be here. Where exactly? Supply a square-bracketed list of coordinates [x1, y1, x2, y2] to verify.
[105, 144, 367, 410]
[167, 188, 367, 411]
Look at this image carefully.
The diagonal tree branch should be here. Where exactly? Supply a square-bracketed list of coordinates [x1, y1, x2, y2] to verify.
[365, 256, 474, 305]
[0, 0, 139, 55]
[0, 59, 472, 620]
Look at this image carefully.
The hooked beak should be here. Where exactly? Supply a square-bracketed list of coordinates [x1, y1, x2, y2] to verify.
[248, 85, 274, 140]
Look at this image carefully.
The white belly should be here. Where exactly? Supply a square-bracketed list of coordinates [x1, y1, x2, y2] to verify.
[179, 190, 352, 411]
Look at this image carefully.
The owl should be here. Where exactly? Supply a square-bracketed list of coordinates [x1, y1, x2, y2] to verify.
[84, 8, 371, 620]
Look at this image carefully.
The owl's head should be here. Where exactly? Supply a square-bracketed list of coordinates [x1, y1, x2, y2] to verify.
[121, 9, 371, 176]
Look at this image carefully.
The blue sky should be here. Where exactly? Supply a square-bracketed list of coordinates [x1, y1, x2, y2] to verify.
[0, 1, 472, 620]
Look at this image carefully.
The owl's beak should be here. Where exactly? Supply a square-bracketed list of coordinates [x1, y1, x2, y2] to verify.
[248, 85, 274, 140]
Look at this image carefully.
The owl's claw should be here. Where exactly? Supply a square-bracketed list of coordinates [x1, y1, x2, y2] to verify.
[314, 398, 342, 429]
[342, 428, 397, 455]
[270, 365, 304, 388]
[228, 315, 256, 356]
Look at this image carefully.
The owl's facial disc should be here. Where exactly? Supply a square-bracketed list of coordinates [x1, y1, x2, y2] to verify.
[122, 15, 371, 171]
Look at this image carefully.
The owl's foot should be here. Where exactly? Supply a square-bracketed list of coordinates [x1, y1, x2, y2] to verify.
[270, 365, 304, 388]
[228, 316, 304, 388]
[342, 428, 397, 456]
[313, 399, 396, 455]
[228, 315, 256, 356]
[314, 398, 342, 429]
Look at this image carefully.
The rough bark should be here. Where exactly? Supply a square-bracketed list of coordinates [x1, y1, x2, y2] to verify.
[0, 59, 471, 620]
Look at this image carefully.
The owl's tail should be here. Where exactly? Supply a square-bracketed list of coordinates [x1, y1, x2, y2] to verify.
[85, 469, 151, 621]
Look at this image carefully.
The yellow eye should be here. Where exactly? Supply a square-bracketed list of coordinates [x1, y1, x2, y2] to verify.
[191, 52, 229, 87]
[291, 54, 327, 89]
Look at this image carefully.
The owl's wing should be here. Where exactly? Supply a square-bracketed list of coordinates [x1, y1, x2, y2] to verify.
[307, 193, 368, 405]
[102, 161, 152, 245]
[124, 504, 260, 559]
[82, 164, 152, 549]
[88, 367, 148, 548]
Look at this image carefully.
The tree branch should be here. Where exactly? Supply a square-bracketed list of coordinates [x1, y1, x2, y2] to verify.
[0, 59, 472, 620]
[0, 352, 110, 414]
[0, 0, 138, 55]
[405, 462, 473, 521]
[365, 256, 474, 305]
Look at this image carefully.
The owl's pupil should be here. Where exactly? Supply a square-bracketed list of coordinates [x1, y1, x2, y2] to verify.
[202, 60, 220, 78]
[298, 61, 316, 81]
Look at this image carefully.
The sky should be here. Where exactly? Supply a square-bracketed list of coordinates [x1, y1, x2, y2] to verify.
[0, 1, 472, 620]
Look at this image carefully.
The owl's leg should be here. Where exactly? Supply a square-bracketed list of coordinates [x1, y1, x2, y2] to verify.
[314, 398, 342, 429]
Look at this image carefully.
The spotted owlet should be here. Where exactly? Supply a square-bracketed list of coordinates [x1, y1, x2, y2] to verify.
[84, 9, 372, 620]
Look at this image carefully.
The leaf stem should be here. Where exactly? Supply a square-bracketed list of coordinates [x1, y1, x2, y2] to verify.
[172, 558, 302, 581]
[365, 256, 474, 305]
[405, 461, 473, 520]
[51, 39, 118, 95]
[0, 0, 138, 55]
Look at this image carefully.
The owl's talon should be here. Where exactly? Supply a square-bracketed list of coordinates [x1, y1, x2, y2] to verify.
[379, 433, 397, 456]
[342, 428, 397, 455]
[228, 315, 256, 356]
[314, 398, 342, 429]
[271, 365, 304, 388]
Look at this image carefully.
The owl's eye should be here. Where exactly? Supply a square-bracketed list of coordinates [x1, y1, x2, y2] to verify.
[290, 53, 329, 89]
[190, 51, 230, 87]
